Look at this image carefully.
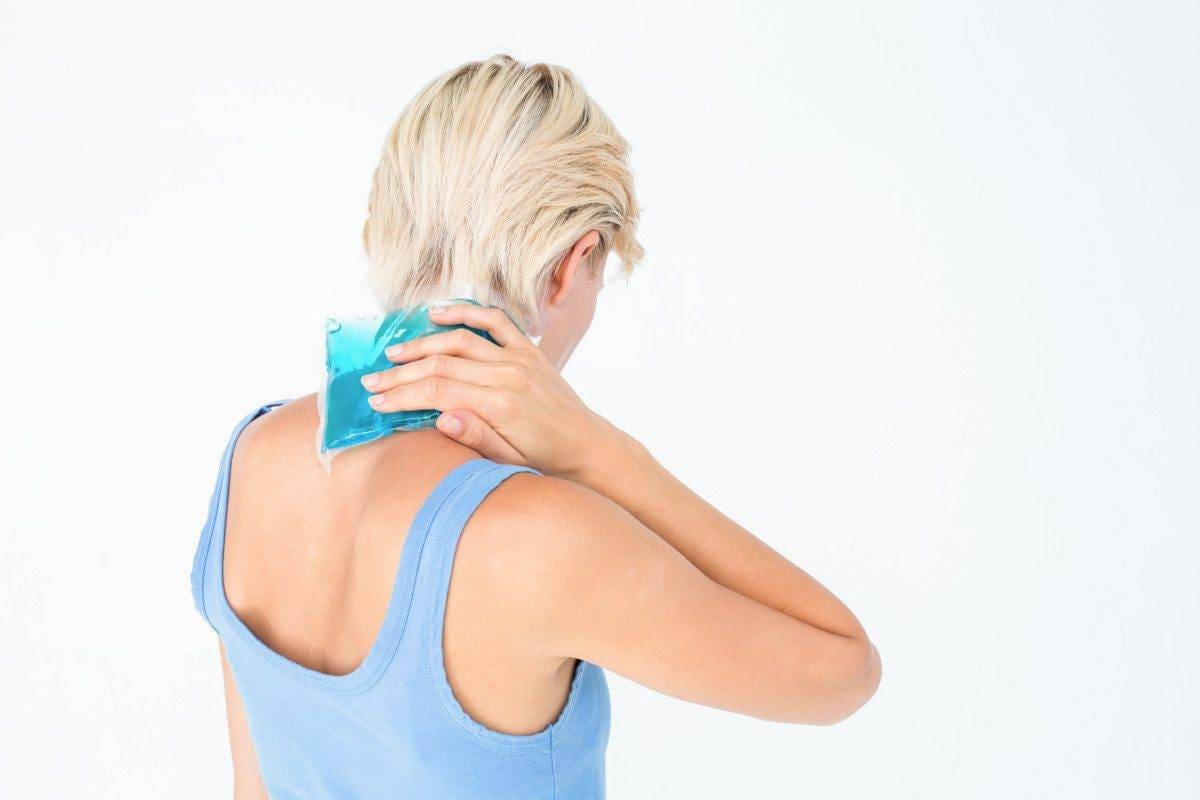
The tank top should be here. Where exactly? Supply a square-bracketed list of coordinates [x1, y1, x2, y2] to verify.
[190, 402, 610, 799]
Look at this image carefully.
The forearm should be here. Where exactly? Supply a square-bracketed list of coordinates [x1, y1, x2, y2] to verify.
[572, 421, 869, 642]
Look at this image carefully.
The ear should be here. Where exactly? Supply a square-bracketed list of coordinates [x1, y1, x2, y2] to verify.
[547, 230, 601, 307]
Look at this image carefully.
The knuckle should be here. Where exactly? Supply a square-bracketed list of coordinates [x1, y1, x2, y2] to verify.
[425, 376, 446, 402]
[427, 353, 450, 376]
[453, 329, 474, 348]
[461, 421, 486, 449]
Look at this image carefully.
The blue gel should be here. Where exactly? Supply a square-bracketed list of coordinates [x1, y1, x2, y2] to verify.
[321, 301, 493, 453]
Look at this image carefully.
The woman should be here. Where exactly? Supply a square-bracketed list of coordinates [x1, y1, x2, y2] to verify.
[191, 55, 881, 800]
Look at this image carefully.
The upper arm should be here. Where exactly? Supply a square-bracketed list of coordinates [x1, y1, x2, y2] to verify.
[220, 645, 270, 800]
[481, 477, 880, 725]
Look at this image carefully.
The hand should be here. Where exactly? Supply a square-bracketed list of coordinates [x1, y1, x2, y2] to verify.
[359, 304, 616, 478]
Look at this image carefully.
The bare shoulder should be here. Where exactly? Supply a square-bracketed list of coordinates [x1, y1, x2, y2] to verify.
[231, 395, 320, 473]
[455, 472, 660, 630]
[467, 473, 633, 568]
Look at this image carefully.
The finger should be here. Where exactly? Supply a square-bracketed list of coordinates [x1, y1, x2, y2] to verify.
[427, 304, 531, 349]
[436, 410, 526, 465]
[367, 376, 509, 418]
[386, 327, 504, 364]
[361, 354, 503, 394]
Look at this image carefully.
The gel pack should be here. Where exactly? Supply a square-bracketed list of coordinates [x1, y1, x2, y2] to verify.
[318, 296, 494, 463]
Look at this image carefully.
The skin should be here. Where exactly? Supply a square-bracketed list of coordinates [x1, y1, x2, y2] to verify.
[220, 231, 881, 796]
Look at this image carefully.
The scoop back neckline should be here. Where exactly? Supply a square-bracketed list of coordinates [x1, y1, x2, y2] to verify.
[212, 402, 493, 694]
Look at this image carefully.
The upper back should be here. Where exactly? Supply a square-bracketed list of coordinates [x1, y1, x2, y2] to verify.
[222, 395, 477, 677]
[190, 399, 610, 800]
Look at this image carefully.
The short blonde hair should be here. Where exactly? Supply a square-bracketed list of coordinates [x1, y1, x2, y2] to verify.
[363, 54, 643, 329]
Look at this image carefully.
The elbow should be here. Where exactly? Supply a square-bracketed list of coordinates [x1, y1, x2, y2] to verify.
[804, 638, 883, 727]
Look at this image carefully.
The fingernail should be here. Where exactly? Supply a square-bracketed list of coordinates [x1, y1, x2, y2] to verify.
[368, 394, 385, 407]
[430, 305, 448, 315]
[386, 344, 404, 359]
[360, 373, 379, 388]
[439, 413, 462, 434]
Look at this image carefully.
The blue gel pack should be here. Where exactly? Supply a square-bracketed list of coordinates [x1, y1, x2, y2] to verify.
[320, 300, 493, 455]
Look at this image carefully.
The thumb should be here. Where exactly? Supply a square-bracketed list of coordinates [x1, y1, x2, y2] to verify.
[436, 410, 525, 465]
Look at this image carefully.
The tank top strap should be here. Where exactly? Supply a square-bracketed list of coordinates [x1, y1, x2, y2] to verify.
[190, 400, 289, 632]
[409, 459, 549, 752]
[411, 460, 538, 619]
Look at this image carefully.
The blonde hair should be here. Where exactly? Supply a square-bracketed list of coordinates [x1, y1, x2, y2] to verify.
[363, 54, 643, 329]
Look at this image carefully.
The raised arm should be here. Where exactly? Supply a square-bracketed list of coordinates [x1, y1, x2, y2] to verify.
[483, 475, 880, 724]
[362, 304, 881, 723]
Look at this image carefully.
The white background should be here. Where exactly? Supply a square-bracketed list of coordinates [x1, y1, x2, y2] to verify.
[2, 1, 1197, 797]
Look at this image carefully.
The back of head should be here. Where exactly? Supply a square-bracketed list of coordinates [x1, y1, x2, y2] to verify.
[363, 54, 643, 331]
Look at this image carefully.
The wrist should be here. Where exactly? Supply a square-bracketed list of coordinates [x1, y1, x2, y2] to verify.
[562, 414, 652, 495]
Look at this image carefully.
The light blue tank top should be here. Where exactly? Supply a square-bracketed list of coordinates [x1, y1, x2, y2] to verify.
[191, 402, 610, 799]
